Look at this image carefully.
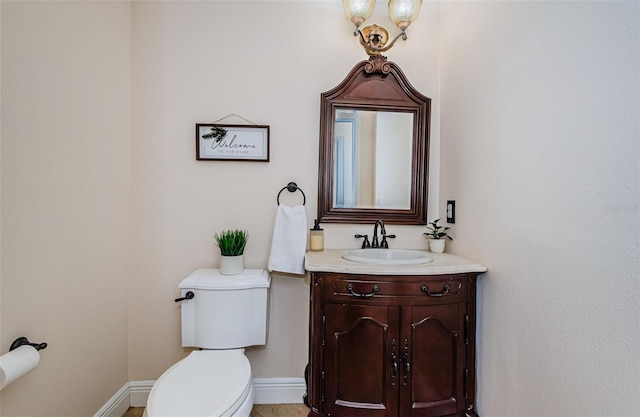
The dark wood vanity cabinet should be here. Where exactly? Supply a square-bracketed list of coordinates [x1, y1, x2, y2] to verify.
[307, 272, 480, 417]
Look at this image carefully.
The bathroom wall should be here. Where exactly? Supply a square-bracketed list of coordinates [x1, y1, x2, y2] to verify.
[4, 1, 636, 416]
[128, 0, 441, 381]
[439, 1, 640, 416]
[0, 1, 3, 413]
[1, 1, 131, 416]
[0, 1, 439, 414]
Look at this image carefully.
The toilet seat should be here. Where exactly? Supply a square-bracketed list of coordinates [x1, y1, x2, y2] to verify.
[146, 349, 253, 417]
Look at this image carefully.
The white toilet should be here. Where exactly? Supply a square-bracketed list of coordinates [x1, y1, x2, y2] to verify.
[145, 268, 271, 417]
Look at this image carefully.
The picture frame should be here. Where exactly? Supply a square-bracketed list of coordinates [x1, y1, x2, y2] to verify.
[196, 124, 270, 161]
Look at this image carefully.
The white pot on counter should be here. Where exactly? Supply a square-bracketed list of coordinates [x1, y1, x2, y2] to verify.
[428, 239, 446, 253]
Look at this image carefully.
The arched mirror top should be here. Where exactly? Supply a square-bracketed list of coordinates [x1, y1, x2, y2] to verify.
[318, 56, 431, 224]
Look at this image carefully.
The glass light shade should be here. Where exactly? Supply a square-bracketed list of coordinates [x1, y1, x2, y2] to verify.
[343, 0, 376, 28]
[388, 0, 422, 31]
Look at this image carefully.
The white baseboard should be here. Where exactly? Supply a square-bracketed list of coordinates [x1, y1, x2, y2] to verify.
[253, 377, 306, 405]
[129, 380, 156, 407]
[93, 383, 130, 417]
[94, 377, 306, 417]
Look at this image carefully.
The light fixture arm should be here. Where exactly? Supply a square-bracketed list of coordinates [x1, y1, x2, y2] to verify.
[355, 27, 408, 56]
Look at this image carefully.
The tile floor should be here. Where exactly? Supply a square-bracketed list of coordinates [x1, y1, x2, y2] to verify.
[251, 404, 309, 417]
[122, 404, 309, 417]
[122, 408, 144, 417]
[122, 407, 144, 417]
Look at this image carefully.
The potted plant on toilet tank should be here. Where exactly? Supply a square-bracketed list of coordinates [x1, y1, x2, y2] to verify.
[214, 229, 248, 275]
[424, 219, 452, 253]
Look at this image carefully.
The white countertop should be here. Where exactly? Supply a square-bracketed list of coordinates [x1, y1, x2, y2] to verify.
[305, 249, 487, 276]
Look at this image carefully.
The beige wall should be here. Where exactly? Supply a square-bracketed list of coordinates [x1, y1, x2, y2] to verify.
[0, 1, 3, 413]
[1, 1, 439, 414]
[1, 1, 131, 416]
[2, 1, 638, 416]
[440, 1, 640, 415]
[128, 0, 441, 381]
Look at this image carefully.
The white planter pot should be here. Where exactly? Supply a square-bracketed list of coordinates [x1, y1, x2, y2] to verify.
[429, 239, 446, 253]
[220, 254, 245, 275]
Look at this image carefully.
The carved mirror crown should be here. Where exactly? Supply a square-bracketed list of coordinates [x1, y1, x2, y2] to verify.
[318, 55, 431, 224]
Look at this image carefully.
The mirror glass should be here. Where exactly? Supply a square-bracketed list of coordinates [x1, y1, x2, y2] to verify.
[333, 109, 413, 210]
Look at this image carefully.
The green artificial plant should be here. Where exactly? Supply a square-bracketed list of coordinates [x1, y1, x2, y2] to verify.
[214, 229, 249, 256]
[423, 219, 453, 240]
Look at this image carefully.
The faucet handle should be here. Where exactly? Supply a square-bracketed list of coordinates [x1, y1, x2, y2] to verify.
[381, 234, 396, 249]
[354, 234, 371, 249]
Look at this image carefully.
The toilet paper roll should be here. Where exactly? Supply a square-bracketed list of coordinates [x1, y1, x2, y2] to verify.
[0, 345, 40, 391]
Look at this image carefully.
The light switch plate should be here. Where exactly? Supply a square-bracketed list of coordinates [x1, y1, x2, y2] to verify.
[446, 200, 455, 223]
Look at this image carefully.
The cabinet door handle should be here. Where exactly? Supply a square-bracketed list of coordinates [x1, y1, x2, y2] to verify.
[390, 339, 398, 385]
[402, 339, 410, 386]
[421, 283, 451, 297]
[346, 284, 379, 298]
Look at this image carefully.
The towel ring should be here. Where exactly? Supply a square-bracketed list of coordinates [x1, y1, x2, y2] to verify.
[277, 182, 306, 206]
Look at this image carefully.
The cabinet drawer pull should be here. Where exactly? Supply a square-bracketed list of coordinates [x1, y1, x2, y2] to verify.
[421, 283, 451, 297]
[346, 284, 379, 298]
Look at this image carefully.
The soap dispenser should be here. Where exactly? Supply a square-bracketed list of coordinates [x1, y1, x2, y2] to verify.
[309, 219, 324, 251]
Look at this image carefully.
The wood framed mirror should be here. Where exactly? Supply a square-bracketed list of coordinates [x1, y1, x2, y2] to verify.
[317, 55, 431, 224]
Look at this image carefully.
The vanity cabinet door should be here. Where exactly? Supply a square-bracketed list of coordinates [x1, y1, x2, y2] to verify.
[400, 303, 467, 417]
[323, 303, 400, 417]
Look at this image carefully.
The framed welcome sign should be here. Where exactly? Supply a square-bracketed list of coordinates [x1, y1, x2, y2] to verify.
[196, 124, 270, 161]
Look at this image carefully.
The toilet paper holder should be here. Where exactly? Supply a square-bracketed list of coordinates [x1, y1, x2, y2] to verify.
[9, 337, 47, 352]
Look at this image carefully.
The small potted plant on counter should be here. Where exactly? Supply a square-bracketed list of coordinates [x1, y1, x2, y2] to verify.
[424, 219, 452, 253]
[214, 229, 249, 275]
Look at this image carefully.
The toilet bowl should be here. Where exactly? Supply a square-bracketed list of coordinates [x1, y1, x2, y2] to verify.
[144, 269, 270, 417]
[146, 350, 253, 417]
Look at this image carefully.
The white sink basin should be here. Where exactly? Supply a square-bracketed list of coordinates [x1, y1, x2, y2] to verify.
[342, 249, 433, 265]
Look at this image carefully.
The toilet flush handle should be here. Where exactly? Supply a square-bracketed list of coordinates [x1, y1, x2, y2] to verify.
[174, 291, 195, 303]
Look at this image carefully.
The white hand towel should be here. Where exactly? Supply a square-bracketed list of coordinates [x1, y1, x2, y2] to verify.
[268, 204, 307, 275]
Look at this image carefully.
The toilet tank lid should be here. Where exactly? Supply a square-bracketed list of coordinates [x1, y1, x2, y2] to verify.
[179, 269, 271, 290]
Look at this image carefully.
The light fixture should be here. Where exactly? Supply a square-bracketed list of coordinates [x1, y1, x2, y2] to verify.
[343, 0, 422, 56]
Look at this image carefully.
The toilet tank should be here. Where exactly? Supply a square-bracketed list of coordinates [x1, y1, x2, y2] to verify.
[178, 269, 271, 349]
